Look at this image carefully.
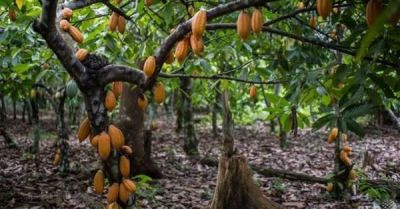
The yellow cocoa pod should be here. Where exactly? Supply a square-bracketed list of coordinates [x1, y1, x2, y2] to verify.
[190, 34, 204, 56]
[145, 0, 152, 7]
[109, 12, 119, 32]
[237, 11, 251, 41]
[251, 8, 263, 33]
[107, 183, 119, 203]
[77, 117, 90, 142]
[137, 94, 148, 110]
[93, 170, 104, 194]
[112, 82, 123, 98]
[342, 133, 348, 142]
[175, 37, 190, 63]
[69, 26, 84, 43]
[91, 135, 99, 148]
[153, 82, 165, 104]
[108, 124, 125, 149]
[117, 15, 126, 34]
[59, 19, 71, 31]
[144, 56, 156, 77]
[105, 91, 117, 111]
[326, 182, 334, 192]
[316, 0, 332, 19]
[191, 9, 207, 37]
[342, 146, 352, 153]
[165, 51, 175, 64]
[309, 16, 317, 28]
[63, 8, 73, 20]
[122, 179, 136, 193]
[366, 0, 383, 27]
[9, 9, 17, 22]
[348, 170, 357, 180]
[331, 128, 338, 139]
[119, 183, 130, 203]
[97, 132, 111, 160]
[53, 153, 61, 166]
[249, 85, 257, 99]
[339, 150, 352, 166]
[121, 145, 133, 156]
[120, 156, 130, 177]
[75, 48, 89, 61]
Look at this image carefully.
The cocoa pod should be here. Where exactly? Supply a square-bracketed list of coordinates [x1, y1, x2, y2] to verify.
[122, 179, 136, 193]
[108, 124, 125, 149]
[348, 170, 357, 180]
[175, 37, 190, 63]
[366, 0, 383, 27]
[317, 0, 333, 19]
[69, 26, 84, 43]
[119, 156, 130, 177]
[121, 145, 133, 156]
[191, 9, 207, 37]
[93, 170, 104, 194]
[144, 56, 156, 77]
[165, 51, 175, 64]
[119, 183, 130, 203]
[77, 117, 90, 142]
[153, 82, 165, 104]
[60, 20, 71, 31]
[107, 183, 119, 203]
[75, 48, 89, 61]
[237, 11, 251, 41]
[326, 182, 334, 192]
[190, 34, 204, 56]
[112, 82, 123, 98]
[137, 94, 148, 110]
[53, 153, 61, 166]
[327, 127, 338, 144]
[63, 8, 73, 20]
[249, 85, 257, 99]
[105, 91, 117, 111]
[109, 12, 119, 32]
[97, 132, 111, 160]
[251, 8, 263, 33]
[309, 16, 317, 28]
[117, 15, 126, 34]
[342, 146, 352, 153]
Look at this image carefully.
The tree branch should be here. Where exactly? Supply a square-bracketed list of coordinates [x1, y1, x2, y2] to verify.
[98, 65, 146, 86]
[159, 72, 283, 85]
[64, 0, 131, 20]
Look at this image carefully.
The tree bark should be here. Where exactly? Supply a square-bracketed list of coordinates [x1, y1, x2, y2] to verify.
[56, 94, 69, 174]
[180, 77, 199, 156]
[117, 84, 162, 178]
[212, 82, 221, 138]
[12, 99, 16, 120]
[0, 93, 5, 121]
[175, 90, 183, 133]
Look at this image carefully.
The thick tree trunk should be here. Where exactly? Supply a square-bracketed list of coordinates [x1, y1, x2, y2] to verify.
[118, 84, 162, 178]
[56, 95, 69, 174]
[28, 98, 40, 154]
[180, 77, 199, 156]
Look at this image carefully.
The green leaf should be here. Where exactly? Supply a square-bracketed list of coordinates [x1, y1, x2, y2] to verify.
[312, 113, 335, 131]
[343, 103, 375, 119]
[346, 119, 365, 137]
[12, 64, 31, 73]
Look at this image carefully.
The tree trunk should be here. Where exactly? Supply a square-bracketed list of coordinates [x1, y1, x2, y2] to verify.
[12, 99, 16, 120]
[22, 101, 26, 122]
[261, 84, 275, 133]
[117, 83, 162, 178]
[56, 94, 69, 174]
[175, 90, 183, 133]
[28, 98, 40, 154]
[209, 90, 281, 209]
[212, 82, 221, 138]
[0, 93, 6, 121]
[180, 77, 199, 156]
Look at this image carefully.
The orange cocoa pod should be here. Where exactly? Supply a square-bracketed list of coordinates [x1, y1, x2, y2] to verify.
[107, 183, 119, 203]
[112, 82, 123, 98]
[77, 117, 90, 142]
[191, 9, 207, 37]
[69, 26, 84, 43]
[119, 156, 130, 177]
[237, 11, 251, 41]
[317, 0, 333, 19]
[63, 8, 73, 20]
[75, 48, 89, 61]
[105, 91, 117, 111]
[119, 182, 130, 203]
[93, 170, 104, 194]
[249, 85, 257, 99]
[117, 15, 126, 34]
[153, 82, 165, 104]
[342, 146, 352, 153]
[108, 124, 125, 149]
[109, 12, 119, 32]
[144, 56, 156, 77]
[366, 0, 383, 27]
[251, 8, 263, 33]
[165, 51, 175, 64]
[121, 145, 133, 156]
[60, 20, 71, 31]
[175, 37, 190, 63]
[190, 34, 204, 56]
[137, 94, 148, 110]
[309, 16, 317, 28]
[96, 132, 111, 160]
[122, 179, 136, 193]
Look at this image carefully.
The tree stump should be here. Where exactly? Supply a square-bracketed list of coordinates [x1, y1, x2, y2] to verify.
[209, 155, 282, 209]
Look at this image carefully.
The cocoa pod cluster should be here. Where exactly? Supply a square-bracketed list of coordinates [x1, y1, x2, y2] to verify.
[59, 8, 85, 44]
[237, 8, 264, 41]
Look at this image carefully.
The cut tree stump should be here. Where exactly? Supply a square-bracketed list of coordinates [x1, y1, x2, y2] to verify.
[209, 155, 282, 209]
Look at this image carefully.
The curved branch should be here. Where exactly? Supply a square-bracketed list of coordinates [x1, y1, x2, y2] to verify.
[99, 65, 146, 86]
[205, 23, 400, 69]
[33, 0, 86, 84]
[145, 0, 275, 91]
[65, 0, 131, 20]
[159, 72, 283, 85]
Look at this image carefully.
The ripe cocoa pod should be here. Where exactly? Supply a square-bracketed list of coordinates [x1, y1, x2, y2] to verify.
[63, 8, 73, 20]
[91, 135, 99, 148]
[107, 183, 119, 203]
[105, 91, 117, 111]
[117, 16, 126, 34]
[165, 51, 175, 64]
[175, 37, 190, 63]
[119, 183, 130, 203]
[53, 153, 61, 166]
[342, 133, 348, 141]
[145, 0, 152, 7]
[251, 8, 263, 33]
[366, 0, 382, 27]
[191, 9, 207, 37]
[342, 146, 352, 153]
[326, 182, 333, 192]
[249, 85, 257, 99]
[112, 82, 123, 98]
[121, 145, 133, 156]
[109, 12, 119, 32]
[339, 150, 352, 166]
[144, 56, 156, 77]
[327, 127, 338, 143]
[137, 94, 148, 110]
[348, 170, 357, 180]
[93, 170, 104, 194]
[153, 82, 165, 104]
[9, 9, 16, 22]
[316, 0, 332, 19]
[97, 132, 111, 160]
[122, 179, 136, 193]
[60, 20, 71, 31]
[77, 117, 90, 142]
[108, 124, 125, 149]
[120, 156, 130, 177]
[69, 26, 84, 43]
[190, 34, 204, 56]
[75, 48, 89, 61]
[237, 11, 251, 41]
[309, 16, 317, 28]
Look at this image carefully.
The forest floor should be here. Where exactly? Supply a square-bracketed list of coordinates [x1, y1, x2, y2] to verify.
[0, 115, 399, 209]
